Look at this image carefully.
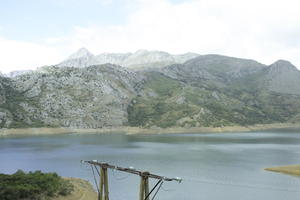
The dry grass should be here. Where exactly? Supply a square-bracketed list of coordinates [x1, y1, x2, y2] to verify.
[265, 165, 300, 176]
[52, 178, 97, 200]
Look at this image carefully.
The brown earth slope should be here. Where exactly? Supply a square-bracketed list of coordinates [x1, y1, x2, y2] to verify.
[53, 178, 97, 200]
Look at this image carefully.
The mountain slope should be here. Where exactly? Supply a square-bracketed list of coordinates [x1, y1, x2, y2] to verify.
[128, 55, 300, 128]
[2, 53, 300, 129]
[1, 64, 143, 128]
[160, 55, 267, 86]
[0, 75, 44, 128]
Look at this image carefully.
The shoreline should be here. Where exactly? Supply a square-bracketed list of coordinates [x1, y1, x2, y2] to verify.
[265, 165, 300, 177]
[1, 123, 300, 137]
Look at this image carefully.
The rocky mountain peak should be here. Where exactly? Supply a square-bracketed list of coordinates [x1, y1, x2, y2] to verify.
[67, 48, 94, 60]
[128, 50, 172, 59]
[265, 60, 300, 95]
[57, 49, 199, 69]
[269, 60, 297, 72]
[134, 49, 149, 54]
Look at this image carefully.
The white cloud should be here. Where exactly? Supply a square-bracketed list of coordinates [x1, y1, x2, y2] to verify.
[1, 0, 300, 73]
[62, 0, 300, 67]
[52, 0, 113, 7]
[0, 37, 65, 74]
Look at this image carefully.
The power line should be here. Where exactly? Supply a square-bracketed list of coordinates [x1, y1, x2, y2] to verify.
[84, 160, 300, 199]
[83, 160, 182, 200]
[151, 180, 164, 200]
[144, 179, 162, 200]
[85, 160, 182, 182]
[112, 168, 131, 181]
[182, 177, 300, 193]
[90, 164, 100, 194]
[161, 185, 176, 192]
[94, 165, 101, 177]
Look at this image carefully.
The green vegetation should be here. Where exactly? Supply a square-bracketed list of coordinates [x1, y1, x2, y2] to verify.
[128, 72, 300, 128]
[144, 72, 182, 96]
[128, 72, 198, 128]
[0, 170, 73, 200]
[128, 97, 200, 128]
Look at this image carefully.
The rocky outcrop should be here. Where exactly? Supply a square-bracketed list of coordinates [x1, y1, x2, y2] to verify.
[264, 60, 300, 95]
[57, 48, 95, 68]
[0, 109, 13, 128]
[12, 64, 143, 128]
[0, 77, 6, 105]
[0, 77, 15, 127]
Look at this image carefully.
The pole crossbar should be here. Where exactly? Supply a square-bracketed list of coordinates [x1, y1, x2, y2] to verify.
[85, 160, 181, 182]
[83, 160, 181, 200]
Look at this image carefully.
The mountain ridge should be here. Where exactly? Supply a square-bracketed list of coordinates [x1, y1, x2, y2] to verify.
[1, 52, 300, 129]
[57, 48, 200, 70]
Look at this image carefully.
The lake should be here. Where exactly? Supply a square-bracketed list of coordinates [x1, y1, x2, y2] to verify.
[1, 131, 300, 200]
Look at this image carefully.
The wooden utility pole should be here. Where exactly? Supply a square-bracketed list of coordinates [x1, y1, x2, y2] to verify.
[84, 160, 182, 200]
[98, 165, 109, 200]
[139, 171, 150, 200]
[99, 167, 103, 200]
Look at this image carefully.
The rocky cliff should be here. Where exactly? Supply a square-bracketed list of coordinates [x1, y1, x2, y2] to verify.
[1, 64, 143, 128]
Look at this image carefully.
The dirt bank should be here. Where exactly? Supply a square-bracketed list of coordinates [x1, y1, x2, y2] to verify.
[265, 165, 300, 176]
[53, 178, 97, 200]
[1, 123, 300, 137]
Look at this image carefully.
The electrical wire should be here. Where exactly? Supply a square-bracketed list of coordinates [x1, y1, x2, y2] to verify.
[161, 185, 176, 192]
[144, 179, 163, 200]
[112, 168, 131, 181]
[90, 164, 100, 194]
[94, 165, 101, 177]
[84, 161, 300, 198]
[182, 178, 300, 193]
[80, 160, 91, 171]
[151, 180, 164, 200]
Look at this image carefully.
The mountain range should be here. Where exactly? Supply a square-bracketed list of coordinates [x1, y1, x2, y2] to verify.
[56, 48, 199, 70]
[1, 49, 300, 129]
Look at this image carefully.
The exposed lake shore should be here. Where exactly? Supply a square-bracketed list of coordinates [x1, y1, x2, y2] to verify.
[265, 165, 300, 177]
[1, 123, 300, 137]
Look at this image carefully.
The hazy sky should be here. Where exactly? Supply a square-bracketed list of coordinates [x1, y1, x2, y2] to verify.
[1, 0, 300, 73]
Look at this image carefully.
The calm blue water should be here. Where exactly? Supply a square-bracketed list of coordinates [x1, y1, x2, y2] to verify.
[1, 131, 300, 200]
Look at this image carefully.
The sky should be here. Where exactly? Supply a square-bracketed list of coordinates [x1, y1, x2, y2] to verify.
[1, 0, 300, 73]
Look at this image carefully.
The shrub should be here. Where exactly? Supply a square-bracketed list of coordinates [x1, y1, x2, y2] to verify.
[0, 170, 73, 200]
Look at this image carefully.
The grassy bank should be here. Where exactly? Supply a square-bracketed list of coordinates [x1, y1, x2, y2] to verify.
[265, 165, 300, 177]
[53, 178, 97, 200]
[1, 123, 300, 137]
